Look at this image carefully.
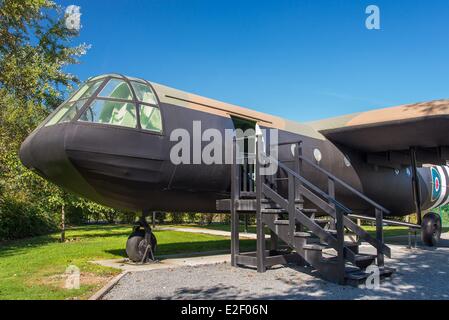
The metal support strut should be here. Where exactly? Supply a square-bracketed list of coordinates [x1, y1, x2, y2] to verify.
[139, 210, 156, 263]
[410, 147, 422, 226]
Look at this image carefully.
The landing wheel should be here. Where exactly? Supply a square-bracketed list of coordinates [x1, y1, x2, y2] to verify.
[126, 229, 157, 262]
[421, 212, 442, 247]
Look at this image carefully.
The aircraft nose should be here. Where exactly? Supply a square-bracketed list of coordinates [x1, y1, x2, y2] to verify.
[19, 125, 105, 203]
[19, 126, 67, 181]
[19, 134, 35, 171]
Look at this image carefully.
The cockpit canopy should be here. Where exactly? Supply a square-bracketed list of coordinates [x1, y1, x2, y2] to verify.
[44, 74, 163, 133]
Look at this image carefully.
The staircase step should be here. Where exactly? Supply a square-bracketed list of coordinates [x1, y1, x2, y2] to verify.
[303, 244, 327, 251]
[262, 209, 286, 214]
[263, 207, 316, 215]
[294, 232, 312, 238]
[353, 254, 376, 269]
[345, 267, 395, 285]
[302, 208, 318, 214]
[240, 192, 256, 198]
[274, 219, 289, 225]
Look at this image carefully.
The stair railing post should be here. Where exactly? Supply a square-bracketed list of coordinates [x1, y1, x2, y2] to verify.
[328, 178, 336, 230]
[375, 208, 384, 267]
[288, 172, 296, 241]
[336, 206, 345, 284]
[267, 136, 278, 253]
[231, 136, 240, 267]
[294, 142, 304, 233]
[256, 133, 266, 273]
[293, 142, 304, 205]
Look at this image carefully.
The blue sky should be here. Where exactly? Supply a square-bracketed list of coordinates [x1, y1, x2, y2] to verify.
[60, 0, 449, 122]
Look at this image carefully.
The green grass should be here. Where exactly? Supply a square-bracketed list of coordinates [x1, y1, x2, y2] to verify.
[0, 225, 255, 300]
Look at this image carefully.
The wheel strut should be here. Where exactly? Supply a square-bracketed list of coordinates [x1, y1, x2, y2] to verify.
[136, 211, 157, 263]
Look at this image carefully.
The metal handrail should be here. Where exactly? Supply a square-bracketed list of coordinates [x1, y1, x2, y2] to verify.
[298, 155, 390, 214]
[348, 214, 421, 229]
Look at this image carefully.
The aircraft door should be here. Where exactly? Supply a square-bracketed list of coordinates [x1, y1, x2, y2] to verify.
[231, 117, 257, 193]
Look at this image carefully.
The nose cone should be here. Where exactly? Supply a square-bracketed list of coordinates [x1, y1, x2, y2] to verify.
[19, 125, 102, 203]
[19, 133, 36, 171]
[19, 125, 67, 181]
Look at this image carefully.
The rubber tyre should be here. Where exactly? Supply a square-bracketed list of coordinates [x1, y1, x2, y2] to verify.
[421, 212, 442, 247]
[126, 230, 157, 262]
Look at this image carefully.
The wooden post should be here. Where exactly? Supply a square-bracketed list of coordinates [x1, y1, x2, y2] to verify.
[328, 178, 336, 230]
[60, 203, 65, 243]
[231, 137, 240, 267]
[288, 173, 296, 241]
[152, 211, 156, 229]
[410, 147, 422, 226]
[293, 142, 303, 204]
[293, 142, 303, 233]
[336, 207, 345, 285]
[375, 208, 384, 267]
[256, 134, 266, 273]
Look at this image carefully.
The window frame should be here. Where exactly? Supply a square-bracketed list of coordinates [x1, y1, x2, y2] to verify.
[73, 75, 164, 135]
[40, 80, 104, 128]
[138, 104, 163, 133]
[78, 99, 139, 129]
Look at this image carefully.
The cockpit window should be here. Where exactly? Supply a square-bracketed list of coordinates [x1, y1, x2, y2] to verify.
[140, 105, 162, 132]
[98, 79, 133, 101]
[45, 100, 86, 127]
[88, 74, 121, 82]
[131, 81, 158, 105]
[69, 80, 102, 102]
[43, 74, 163, 133]
[79, 100, 137, 128]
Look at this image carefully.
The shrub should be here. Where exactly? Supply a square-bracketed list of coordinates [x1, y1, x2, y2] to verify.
[0, 197, 57, 241]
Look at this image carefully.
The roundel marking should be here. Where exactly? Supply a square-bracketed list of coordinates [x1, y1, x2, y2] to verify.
[430, 166, 447, 209]
[431, 167, 442, 202]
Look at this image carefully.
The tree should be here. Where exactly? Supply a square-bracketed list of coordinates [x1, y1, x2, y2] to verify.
[0, 0, 90, 240]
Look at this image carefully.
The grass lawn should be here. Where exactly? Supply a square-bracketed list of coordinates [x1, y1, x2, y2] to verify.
[0, 225, 255, 300]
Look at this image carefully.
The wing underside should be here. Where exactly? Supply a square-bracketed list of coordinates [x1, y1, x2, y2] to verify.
[308, 99, 449, 168]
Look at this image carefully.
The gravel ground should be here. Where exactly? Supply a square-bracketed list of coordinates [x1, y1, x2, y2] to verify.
[103, 234, 449, 300]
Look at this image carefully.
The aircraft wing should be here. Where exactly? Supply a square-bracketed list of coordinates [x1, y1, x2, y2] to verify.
[307, 99, 449, 167]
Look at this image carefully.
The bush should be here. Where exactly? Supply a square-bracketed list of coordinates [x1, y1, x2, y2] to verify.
[66, 205, 86, 225]
[169, 212, 186, 224]
[199, 213, 215, 225]
[155, 212, 166, 224]
[0, 197, 57, 241]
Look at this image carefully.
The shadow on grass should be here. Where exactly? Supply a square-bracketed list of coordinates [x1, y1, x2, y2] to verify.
[0, 223, 257, 260]
[0, 234, 58, 259]
[0, 224, 134, 259]
[104, 239, 257, 258]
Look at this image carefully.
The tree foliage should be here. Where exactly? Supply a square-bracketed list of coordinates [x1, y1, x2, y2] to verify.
[0, 0, 118, 240]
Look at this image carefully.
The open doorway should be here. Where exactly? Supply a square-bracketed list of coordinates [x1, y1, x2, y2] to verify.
[231, 116, 257, 193]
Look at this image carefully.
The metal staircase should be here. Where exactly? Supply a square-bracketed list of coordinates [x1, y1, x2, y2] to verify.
[217, 136, 395, 285]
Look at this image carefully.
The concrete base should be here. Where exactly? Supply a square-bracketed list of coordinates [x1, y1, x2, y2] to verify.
[91, 252, 231, 272]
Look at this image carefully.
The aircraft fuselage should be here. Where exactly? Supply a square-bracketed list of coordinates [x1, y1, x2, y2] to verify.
[19, 74, 445, 217]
